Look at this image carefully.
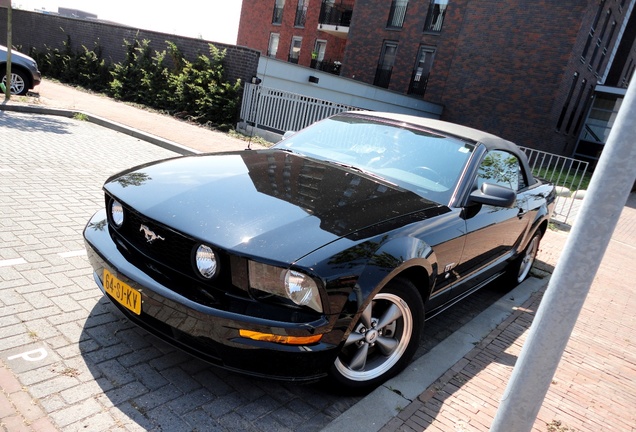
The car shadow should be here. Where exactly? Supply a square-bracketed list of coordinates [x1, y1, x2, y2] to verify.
[77, 259, 554, 430]
[78, 297, 361, 431]
[400, 257, 556, 428]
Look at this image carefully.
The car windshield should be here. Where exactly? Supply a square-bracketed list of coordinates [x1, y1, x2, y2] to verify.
[274, 114, 475, 204]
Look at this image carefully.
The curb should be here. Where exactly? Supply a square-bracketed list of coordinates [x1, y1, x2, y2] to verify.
[0, 103, 199, 156]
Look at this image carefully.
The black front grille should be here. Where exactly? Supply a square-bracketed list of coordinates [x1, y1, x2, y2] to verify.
[120, 209, 194, 276]
[104, 194, 234, 286]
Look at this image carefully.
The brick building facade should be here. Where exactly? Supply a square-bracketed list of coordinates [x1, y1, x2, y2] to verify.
[237, 0, 636, 156]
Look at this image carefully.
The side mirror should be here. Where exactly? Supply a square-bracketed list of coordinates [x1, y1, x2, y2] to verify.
[469, 183, 516, 208]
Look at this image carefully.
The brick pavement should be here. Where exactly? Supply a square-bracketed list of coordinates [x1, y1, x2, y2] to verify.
[0, 110, 361, 431]
[2, 83, 635, 431]
[381, 194, 636, 431]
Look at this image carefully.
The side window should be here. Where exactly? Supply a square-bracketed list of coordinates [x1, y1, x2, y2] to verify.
[477, 150, 521, 191]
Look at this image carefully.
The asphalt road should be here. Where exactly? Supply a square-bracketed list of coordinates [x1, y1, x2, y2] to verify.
[0, 110, 533, 431]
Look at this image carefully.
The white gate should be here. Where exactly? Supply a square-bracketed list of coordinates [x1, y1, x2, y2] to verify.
[240, 83, 360, 134]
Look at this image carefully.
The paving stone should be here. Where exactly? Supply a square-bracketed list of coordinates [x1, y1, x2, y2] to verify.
[4, 91, 634, 432]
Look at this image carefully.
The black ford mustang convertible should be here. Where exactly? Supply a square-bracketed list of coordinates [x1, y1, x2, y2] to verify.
[84, 111, 555, 390]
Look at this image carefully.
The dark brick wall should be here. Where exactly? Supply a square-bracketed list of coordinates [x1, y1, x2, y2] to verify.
[439, 0, 591, 155]
[0, 9, 260, 86]
[341, 0, 600, 154]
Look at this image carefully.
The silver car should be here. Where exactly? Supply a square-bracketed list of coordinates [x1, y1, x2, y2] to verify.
[0, 45, 42, 95]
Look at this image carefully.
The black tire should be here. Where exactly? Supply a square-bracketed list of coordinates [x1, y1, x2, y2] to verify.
[2, 69, 30, 95]
[329, 278, 424, 391]
[503, 230, 543, 287]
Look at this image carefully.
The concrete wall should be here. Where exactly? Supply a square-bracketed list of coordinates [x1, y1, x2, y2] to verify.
[257, 57, 443, 118]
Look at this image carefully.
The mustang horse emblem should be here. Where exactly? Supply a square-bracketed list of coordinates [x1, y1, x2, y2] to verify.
[139, 224, 165, 244]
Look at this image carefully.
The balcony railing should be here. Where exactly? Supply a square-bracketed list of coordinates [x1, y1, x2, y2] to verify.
[374, 67, 392, 88]
[310, 59, 342, 75]
[408, 71, 429, 96]
[319, 1, 353, 27]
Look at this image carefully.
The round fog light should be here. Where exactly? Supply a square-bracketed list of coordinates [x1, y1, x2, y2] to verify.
[195, 244, 218, 279]
[111, 200, 124, 227]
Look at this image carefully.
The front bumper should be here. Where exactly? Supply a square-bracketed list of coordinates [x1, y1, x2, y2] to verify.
[83, 210, 340, 381]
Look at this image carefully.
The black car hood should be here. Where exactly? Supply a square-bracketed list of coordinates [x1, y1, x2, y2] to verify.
[104, 150, 443, 262]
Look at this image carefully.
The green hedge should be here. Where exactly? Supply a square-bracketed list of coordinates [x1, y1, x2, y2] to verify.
[30, 36, 241, 131]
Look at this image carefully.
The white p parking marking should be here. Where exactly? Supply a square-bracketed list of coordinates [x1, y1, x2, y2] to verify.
[3, 345, 56, 373]
[8, 347, 49, 362]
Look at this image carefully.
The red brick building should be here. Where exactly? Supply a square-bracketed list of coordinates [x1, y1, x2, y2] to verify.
[238, 0, 636, 156]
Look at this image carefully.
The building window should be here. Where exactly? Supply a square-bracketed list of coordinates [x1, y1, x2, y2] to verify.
[295, 0, 309, 27]
[374, 42, 398, 88]
[424, 0, 448, 33]
[566, 78, 587, 134]
[557, 72, 579, 130]
[409, 46, 435, 96]
[581, 0, 606, 61]
[272, 0, 285, 24]
[622, 59, 634, 87]
[289, 36, 302, 63]
[589, 9, 612, 70]
[268, 33, 280, 57]
[574, 85, 594, 137]
[314, 40, 327, 60]
[575, 91, 624, 165]
[387, 0, 409, 29]
[596, 20, 616, 74]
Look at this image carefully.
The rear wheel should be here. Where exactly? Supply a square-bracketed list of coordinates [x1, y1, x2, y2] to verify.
[505, 230, 543, 287]
[330, 278, 423, 391]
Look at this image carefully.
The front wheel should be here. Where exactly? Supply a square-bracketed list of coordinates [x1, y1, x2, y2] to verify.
[2, 69, 30, 95]
[330, 278, 423, 391]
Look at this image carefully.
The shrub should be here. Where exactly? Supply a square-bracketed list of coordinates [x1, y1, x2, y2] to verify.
[31, 36, 242, 131]
[31, 35, 111, 92]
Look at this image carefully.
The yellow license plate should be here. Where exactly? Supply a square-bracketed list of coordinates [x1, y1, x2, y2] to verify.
[103, 269, 142, 315]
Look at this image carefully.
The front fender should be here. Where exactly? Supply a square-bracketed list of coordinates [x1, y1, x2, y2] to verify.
[325, 235, 436, 330]
[356, 235, 436, 299]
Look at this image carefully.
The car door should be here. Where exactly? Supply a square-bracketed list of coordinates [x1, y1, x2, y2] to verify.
[451, 149, 531, 295]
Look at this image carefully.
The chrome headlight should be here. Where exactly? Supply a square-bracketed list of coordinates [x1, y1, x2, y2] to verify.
[248, 261, 323, 313]
[195, 244, 218, 279]
[110, 200, 124, 227]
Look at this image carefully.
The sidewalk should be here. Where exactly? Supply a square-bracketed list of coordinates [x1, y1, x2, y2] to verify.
[4, 80, 263, 154]
[2, 82, 635, 432]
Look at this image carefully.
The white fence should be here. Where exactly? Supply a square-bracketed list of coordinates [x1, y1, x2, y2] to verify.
[239, 83, 360, 135]
[520, 147, 590, 225]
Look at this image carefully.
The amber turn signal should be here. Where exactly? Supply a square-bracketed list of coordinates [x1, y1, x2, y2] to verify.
[239, 330, 322, 345]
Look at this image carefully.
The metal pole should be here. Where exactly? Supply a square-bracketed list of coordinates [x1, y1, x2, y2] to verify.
[4, 3, 12, 100]
[490, 80, 636, 432]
